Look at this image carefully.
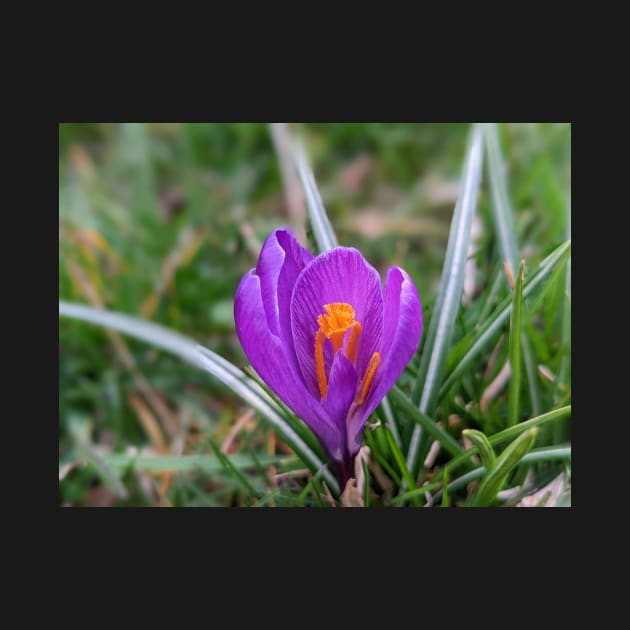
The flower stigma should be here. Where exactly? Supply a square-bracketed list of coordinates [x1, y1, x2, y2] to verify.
[314, 302, 380, 402]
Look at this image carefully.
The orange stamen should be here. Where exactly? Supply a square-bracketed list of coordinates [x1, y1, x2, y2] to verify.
[315, 329, 328, 399]
[314, 302, 363, 399]
[345, 321, 362, 364]
[358, 352, 381, 404]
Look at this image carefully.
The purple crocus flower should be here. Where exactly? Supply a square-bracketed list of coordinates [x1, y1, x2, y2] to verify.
[234, 229, 422, 488]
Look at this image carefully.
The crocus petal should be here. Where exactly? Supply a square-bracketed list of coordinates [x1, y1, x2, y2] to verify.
[234, 269, 341, 453]
[255, 228, 314, 377]
[255, 228, 314, 335]
[322, 352, 358, 439]
[346, 266, 422, 453]
[290, 247, 383, 399]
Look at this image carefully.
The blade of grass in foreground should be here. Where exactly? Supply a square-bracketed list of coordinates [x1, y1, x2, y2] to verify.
[292, 138, 338, 252]
[445, 404, 571, 474]
[469, 428, 538, 506]
[206, 439, 261, 500]
[483, 122, 542, 415]
[394, 444, 571, 505]
[103, 452, 289, 473]
[507, 260, 526, 426]
[555, 195, 571, 404]
[407, 124, 484, 475]
[440, 240, 571, 396]
[69, 417, 129, 499]
[59, 301, 340, 495]
[461, 429, 495, 470]
[390, 386, 464, 458]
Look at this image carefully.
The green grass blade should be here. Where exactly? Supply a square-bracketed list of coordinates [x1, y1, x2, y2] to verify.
[59, 301, 340, 495]
[517, 445, 571, 464]
[483, 124, 520, 274]
[462, 429, 495, 470]
[406, 444, 570, 504]
[68, 418, 129, 499]
[80, 446, 129, 499]
[364, 428, 403, 488]
[489, 405, 571, 448]
[555, 199, 571, 403]
[206, 439, 261, 500]
[293, 139, 338, 252]
[378, 396, 402, 448]
[445, 405, 571, 474]
[475, 264, 508, 331]
[407, 125, 484, 473]
[507, 260, 526, 426]
[521, 328, 541, 413]
[390, 386, 464, 458]
[470, 428, 538, 506]
[441, 467, 449, 507]
[394, 444, 571, 505]
[103, 452, 289, 473]
[296, 465, 329, 506]
[383, 425, 417, 494]
[440, 240, 571, 396]
[362, 456, 371, 507]
[484, 123, 542, 415]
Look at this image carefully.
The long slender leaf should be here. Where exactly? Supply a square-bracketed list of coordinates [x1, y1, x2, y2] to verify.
[103, 452, 289, 473]
[293, 139, 338, 252]
[69, 419, 129, 499]
[394, 445, 571, 505]
[507, 260, 526, 426]
[470, 428, 538, 506]
[296, 465, 329, 506]
[406, 125, 484, 474]
[445, 404, 571, 474]
[484, 122, 542, 414]
[521, 327, 541, 411]
[59, 301, 340, 495]
[483, 123, 520, 271]
[207, 439, 261, 499]
[378, 396, 401, 448]
[383, 426, 417, 494]
[390, 386, 464, 458]
[555, 194, 571, 403]
[436, 445, 571, 503]
[441, 468, 449, 507]
[439, 240, 571, 396]
[462, 429, 495, 470]
[364, 428, 403, 488]
[475, 264, 507, 333]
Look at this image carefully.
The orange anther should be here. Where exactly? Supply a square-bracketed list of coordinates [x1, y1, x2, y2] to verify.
[314, 302, 363, 399]
[358, 352, 381, 405]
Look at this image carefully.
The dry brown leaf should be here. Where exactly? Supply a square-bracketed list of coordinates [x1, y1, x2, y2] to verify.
[538, 364, 556, 383]
[128, 392, 168, 453]
[340, 445, 371, 507]
[342, 209, 448, 240]
[340, 155, 372, 194]
[340, 478, 364, 507]
[220, 409, 256, 454]
[503, 261, 516, 289]
[517, 474, 569, 507]
[368, 458, 393, 502]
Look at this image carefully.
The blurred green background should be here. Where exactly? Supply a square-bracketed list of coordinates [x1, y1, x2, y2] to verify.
[59, 122, 570, 506]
